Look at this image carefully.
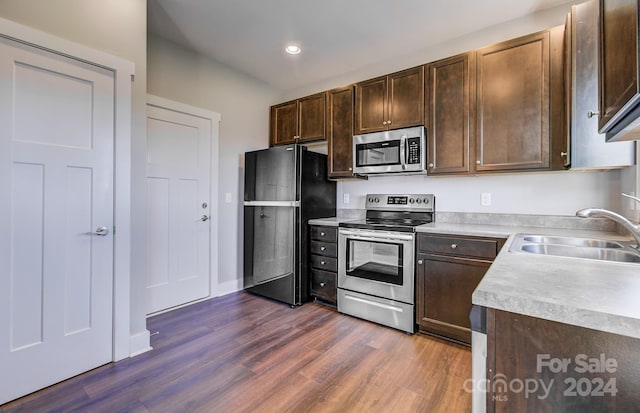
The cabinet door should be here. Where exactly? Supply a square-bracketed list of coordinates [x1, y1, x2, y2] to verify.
[416, 253, 490, 344]
[486, 309, 640, 412]
[598, 0, 640, 135]
[426, 53, 474, 175]
[355, 76, 388, 134]
[270, 100, 298, 146]
[327, 86, 356, 178]
[388, 66, 424, 129]
[298, 92, 326, 142]
[476, 31, 551, 172]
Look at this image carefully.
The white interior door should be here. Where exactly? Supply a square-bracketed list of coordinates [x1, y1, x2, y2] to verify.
[0, 38, 115, 404]
[146, 103, 212, 314]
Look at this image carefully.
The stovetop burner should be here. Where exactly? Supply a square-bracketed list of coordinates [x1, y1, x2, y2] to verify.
[339, 193, 435, 233]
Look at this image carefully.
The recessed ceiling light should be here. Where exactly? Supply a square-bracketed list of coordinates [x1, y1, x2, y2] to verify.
[285, 45, 301, 55]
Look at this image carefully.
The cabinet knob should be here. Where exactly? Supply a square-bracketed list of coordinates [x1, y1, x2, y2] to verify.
[387, 120, 391, 125]
[320, 261, 326, 265]
[320, 246, 326, 251]
[428, 163, 434, 168]
[417, 260, 423, 265]
[382, 121, 387, 125]
[587, 110, 600, 119]
[348, 167, 352, 171]
[320, 232, 325, 236]
[476, 160, 481, 165]
[319, 282, 325, 287]
[560, 152, 568, 157]
[451, 244, 458, 249]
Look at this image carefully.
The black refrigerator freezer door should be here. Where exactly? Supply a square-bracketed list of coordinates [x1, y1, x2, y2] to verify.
[245, 145, 299, 202]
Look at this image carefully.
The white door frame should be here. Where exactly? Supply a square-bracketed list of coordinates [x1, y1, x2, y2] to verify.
[147, 95, 221, 301]
[0, 18, 134, 361]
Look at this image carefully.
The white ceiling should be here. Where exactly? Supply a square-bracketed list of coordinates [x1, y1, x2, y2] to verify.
[147, 0, 574, 91]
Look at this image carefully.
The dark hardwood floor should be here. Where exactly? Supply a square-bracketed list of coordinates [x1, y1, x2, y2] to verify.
[0, 292, 472, 413]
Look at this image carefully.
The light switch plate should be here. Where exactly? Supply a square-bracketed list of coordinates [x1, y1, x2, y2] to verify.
[343, 193, 350, 204]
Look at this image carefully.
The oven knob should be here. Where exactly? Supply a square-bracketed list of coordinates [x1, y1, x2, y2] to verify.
[423, 198, 430, 204]
[416, 198, 422, 204]
[409, 198, 415, 204]
[374, 197, 379, 203]
[368, 197, 373, 203]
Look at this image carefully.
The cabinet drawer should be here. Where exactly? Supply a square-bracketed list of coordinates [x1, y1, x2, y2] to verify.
[310, 254, 337, 272]
[310, 240, 337, 257]
[417, 234, 499, 259]
[310, 269, 337, 304]
[310, 226, 337, 242]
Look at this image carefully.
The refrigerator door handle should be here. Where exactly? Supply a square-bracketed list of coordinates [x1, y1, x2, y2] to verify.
[243, 201, 301, 207]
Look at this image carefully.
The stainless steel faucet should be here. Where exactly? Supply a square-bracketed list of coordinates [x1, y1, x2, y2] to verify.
[576, 193, 640, 249]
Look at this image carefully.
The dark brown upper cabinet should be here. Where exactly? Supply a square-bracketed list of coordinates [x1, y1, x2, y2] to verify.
[474, 28, 565, 173]
[326, 86, 362, 179]
[354, 66, 424, 134]
[425, 52, 475, 175]
[270, 92, 326, 146]
[598, 0, 640, 141]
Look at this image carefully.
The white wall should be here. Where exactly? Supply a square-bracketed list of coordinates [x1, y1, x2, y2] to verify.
[147, 34, 280, 293]
[0, 0, 149, 350]
[337, 170, 624, 215]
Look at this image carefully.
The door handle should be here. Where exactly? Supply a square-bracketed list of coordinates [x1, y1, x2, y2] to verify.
[89, 226, 109, 236]
[201, 215, 209, 221]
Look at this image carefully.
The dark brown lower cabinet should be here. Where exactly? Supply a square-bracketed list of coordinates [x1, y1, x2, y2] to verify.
[309, 225, 338, 305]
[416, 233, 505, 345]
[417, 253, 490, 344]
[486, 308, 640, 412]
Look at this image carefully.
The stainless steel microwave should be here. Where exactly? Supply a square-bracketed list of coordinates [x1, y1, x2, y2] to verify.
[352, 126, 426, 175]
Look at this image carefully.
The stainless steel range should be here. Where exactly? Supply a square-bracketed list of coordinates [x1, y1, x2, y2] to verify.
[337, 194, 435, 333]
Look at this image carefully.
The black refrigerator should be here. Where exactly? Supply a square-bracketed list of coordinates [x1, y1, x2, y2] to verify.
[244, 144, 336, 306]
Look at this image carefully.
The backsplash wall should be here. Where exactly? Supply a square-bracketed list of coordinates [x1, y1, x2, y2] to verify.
[337, 169, 625, 216]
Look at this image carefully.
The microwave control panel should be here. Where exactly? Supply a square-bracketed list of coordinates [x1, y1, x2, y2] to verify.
[407, 137, 421, 164]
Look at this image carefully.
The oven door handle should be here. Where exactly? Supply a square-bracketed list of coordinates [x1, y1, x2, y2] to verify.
[339, 230, 414, 242]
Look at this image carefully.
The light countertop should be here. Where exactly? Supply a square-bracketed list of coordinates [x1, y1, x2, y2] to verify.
[420, 221, 640, 338]
[471, 230, 640, 339]
[308, 217, 359, 227]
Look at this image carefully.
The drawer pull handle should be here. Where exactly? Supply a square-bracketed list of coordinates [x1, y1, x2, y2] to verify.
[451, 244, 457, 249]
[320, 246, 326, 251]
[320, 282, 325, 287]
[320, 232, 326, 236]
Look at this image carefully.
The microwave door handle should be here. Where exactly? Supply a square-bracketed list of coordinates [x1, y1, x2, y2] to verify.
[400, 136, 407, 170]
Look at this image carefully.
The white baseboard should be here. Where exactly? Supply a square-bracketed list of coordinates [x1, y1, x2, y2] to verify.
[217, 279, 243, 296]
[129, 329, 153, 357]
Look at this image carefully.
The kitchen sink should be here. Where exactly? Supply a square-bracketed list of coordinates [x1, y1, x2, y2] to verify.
[521, 235, 624, 249]
[509, 234, 640, 263]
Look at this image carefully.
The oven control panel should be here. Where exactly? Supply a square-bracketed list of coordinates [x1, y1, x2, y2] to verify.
[365, 194, 435, 212]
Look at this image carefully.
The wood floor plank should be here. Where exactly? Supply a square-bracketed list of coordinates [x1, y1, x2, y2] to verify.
[0, 292, 472, 413]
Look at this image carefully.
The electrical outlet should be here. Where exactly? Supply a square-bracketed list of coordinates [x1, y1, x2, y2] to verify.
[481, 193, 492, 206]
[343, 193, 350, 204]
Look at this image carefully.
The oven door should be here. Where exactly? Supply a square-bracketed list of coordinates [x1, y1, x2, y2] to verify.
[338, 228, 415, 304]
